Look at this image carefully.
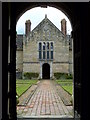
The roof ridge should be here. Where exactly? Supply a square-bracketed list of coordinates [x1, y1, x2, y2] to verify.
[31, 16, 64, 37]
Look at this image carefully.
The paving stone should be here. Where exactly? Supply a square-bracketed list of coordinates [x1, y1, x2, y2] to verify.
[17, 80, 73, 118]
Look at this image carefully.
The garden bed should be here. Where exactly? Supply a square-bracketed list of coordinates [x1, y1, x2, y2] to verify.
[56, 79, 73, 95]
[16, 79, 38, 97]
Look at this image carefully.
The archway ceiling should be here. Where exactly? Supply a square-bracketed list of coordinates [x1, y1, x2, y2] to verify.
[15, 3, 74, 26]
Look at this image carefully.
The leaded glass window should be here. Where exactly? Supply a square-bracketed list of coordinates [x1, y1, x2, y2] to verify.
[39, 42, 42, 50]
[51, 51, 53, 59]
[43, 42, 46, 50]
[51, 42, 53, 50]
[38, 42, 53, 60]
[39, 51, 42, 59]
[47, 51, 49, 59]
[39, 42, 42, 59]
[43, 51, 45, 59]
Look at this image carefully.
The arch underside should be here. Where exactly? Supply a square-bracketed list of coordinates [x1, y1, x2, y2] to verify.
[3, 2, 88, 120]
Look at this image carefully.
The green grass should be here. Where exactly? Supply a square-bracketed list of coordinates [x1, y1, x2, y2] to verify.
[62, 86, 73, 95]
[56, 79, 73, 95]
[16, 79, 38, 97]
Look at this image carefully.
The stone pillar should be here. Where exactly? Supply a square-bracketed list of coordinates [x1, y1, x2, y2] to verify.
[61, 19, 67, 36]
[25, 20, 31, 36]
[50, 62, 52, 79]
[40, 62, 42, 79]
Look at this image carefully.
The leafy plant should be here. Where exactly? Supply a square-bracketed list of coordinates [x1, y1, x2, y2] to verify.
[23, 72, 39, 79]
[16, 92, 19, 104]
[54, 73, 73, 79]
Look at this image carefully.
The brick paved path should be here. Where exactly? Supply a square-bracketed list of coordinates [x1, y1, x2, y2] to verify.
[17, 80, 73, 118]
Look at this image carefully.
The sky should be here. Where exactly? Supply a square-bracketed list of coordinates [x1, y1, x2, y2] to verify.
[16, 6, 72, 35]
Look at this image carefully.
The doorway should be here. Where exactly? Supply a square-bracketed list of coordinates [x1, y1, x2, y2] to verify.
[42, 63, 50, 79]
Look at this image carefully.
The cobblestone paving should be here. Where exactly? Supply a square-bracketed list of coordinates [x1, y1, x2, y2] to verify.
[17, 80, 74, 118]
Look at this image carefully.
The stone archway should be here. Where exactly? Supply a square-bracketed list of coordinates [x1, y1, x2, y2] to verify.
[42, 63, 50, 79]
[2, 2, 89, 120]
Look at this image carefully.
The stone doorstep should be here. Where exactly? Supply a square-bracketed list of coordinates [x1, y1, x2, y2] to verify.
[17, 81, 41, 106]
[17, 115, 73, 119]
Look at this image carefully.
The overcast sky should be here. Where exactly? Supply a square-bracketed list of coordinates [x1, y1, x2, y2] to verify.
[16, 6, 72, 35]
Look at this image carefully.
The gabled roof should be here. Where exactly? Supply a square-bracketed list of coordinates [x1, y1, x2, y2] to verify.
[31, 15, 65, 37]
[16, 15, 66, 49]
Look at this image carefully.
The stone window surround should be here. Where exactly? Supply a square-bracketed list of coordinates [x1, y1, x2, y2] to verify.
[38, 41, 54, 60]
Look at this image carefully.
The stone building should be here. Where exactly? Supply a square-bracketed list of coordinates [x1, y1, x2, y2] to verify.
[16, 15, 73, 79]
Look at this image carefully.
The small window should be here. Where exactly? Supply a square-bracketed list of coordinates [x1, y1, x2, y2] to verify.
[39, 51, 42, 59]
[43, 51, 45, 59]
[47, 51, 49, 59]
[51, 51, 53, 59]
[47, 42, 49, 49]
[51, 42, 53, 50]
[39, 42, 42, 50]
[43, 42, 46, 50]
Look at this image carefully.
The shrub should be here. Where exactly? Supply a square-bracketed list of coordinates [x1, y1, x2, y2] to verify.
[23, 72, 39, 79]
[66, 74, 73, 79]
[54, 73, 73, 79]
[16, 92, 19, 105]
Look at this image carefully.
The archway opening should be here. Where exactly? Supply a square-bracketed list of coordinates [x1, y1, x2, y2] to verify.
[42, 63, 50, 79]
[15, 4, 75, 119]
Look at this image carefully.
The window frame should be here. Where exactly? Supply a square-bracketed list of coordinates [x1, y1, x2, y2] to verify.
[38, 41, 54, 60]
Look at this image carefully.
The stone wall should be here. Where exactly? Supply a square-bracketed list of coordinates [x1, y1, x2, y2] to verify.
[69, 50, 73, 74]
[16, 50, 23, 79]
[54, 40, 69, 62]
[52, 63, 69, 73]
[23, 40, 38, 62]
[17, 16, 73, 79]
[16, 50, 23, 72]
[23, 63, 40, 73]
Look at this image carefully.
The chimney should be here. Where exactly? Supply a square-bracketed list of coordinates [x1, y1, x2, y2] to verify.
[45, 14, 47, 18]
[61, 19, 67, 36]
[25, 20, 31, 36]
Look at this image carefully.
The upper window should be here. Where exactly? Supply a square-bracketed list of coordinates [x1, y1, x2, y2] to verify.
[43, 42, 46, 50]
[43, 51, 45, 59]
[39, 42, 42, 59]
[47, 42, 49, 50]
[39, 42, 42, 50]
[39, 51, 42, 59]
[51, 51, 53, 59]
[47, 51, 49, 59]
[38, 42, 53, 60]
[51, 42, 53, 50]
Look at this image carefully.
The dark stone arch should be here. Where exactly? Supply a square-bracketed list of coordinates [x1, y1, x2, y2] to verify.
[2, 2, 89, 120]
[16, 3, 73, 26]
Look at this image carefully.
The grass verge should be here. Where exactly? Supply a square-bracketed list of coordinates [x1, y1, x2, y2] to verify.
[16, 79, 38, 97]
[56, 79, 73, 95]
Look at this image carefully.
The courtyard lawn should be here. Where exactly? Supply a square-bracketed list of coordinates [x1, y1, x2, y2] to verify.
[56, 79, 73, 95]
[16, 79, 38, 97]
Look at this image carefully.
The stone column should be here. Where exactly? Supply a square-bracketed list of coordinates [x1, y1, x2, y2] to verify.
[40, 62, 42, 79]
[50, 62, 52, 79]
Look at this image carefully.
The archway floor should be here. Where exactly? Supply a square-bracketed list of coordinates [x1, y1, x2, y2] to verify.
[17, 80, 74, 118]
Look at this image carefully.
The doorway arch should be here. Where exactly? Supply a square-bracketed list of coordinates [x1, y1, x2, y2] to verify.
[42, 63, 50, 79]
